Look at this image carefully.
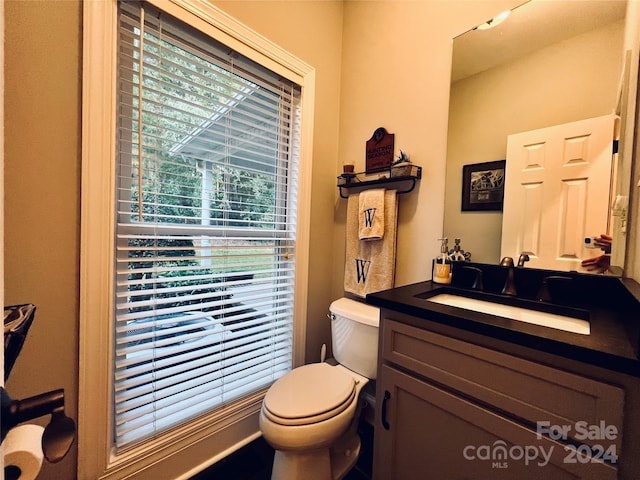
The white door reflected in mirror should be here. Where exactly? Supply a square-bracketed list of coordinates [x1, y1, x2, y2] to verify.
[501, 114, 617, 273]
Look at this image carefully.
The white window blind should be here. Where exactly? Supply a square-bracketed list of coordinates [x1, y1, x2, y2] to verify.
[114, 1, 300, 449]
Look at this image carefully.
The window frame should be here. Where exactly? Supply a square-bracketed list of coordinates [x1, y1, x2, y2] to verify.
[79, 1, 314, 478]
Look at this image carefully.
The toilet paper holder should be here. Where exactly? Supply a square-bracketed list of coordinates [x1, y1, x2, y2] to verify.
[1, 387, 76, 463]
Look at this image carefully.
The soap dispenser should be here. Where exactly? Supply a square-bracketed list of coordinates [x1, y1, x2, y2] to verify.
[433, 238, 452, 284]
[449, 238, 466, 262]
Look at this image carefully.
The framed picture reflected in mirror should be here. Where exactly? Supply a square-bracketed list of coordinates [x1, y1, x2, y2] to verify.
[461, 160, 506, 211]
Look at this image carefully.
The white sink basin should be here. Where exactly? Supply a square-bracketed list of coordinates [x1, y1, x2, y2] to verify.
[426, 293, 590, 335]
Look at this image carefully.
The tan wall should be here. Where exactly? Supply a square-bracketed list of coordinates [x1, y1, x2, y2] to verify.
[336, 0, 522, 291]
[218, 0, 521, 362]
[4, 1, 345, 478]
[4, 1, 82, 479]
[9, 1, 630, 479]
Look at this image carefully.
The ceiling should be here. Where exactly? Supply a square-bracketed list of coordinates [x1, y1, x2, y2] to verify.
[451, 0, 627, 82]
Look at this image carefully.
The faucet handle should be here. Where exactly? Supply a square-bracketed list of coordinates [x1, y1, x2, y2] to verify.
[537, 275, 572, 302]
[499, 256, 514, 267]
[517, 253, 530, 267]
[500, 259, 518, 296]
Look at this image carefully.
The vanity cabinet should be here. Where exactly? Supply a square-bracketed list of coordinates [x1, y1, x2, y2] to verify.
[373, 318, 627, 480]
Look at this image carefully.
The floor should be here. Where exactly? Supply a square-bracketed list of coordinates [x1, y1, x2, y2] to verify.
[190, 420, 374, 480]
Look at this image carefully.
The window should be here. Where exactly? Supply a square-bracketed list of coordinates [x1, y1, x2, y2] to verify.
[114, 1, 300, 449]
[80, 0, 313, 477]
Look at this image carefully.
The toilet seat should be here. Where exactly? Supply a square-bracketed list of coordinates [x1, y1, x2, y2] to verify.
[262, 363, 357, 426]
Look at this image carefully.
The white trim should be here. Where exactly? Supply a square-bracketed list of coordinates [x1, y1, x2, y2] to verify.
[1, 1, 5, 472]
[79, 1, 118, 477]
[294, 71, 314, 367]
[624, 0, 640, 280]
[79, 1, 314, 478]
[148, 0, 307, 85]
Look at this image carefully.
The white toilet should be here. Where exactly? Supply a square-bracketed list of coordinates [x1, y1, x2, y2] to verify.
[259, 297, 380, 480]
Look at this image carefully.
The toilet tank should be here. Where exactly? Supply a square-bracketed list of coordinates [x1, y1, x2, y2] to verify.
[329, 298, 380, 379]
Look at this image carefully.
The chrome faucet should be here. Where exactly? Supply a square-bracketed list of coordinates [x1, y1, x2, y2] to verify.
[499, 257, 517, 296]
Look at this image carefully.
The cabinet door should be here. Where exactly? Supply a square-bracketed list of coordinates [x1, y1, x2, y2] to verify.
[373, 365, 618, 480]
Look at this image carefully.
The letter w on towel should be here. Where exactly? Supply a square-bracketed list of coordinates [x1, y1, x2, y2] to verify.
[359, 188, 385, 240]
[345, 190, 397, 297]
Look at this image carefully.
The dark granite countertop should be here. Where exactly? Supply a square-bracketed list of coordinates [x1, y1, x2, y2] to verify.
[366, 276, 640, 377]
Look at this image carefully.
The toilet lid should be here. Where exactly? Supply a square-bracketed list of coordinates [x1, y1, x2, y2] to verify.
[263, 363, 356, 426]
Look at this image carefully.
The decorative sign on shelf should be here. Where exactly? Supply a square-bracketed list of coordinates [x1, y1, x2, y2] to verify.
[365, 127, 394, 174]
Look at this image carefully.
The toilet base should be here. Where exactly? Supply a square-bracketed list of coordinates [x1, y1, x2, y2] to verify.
[271, 448, 331, 480]
[270, 432, 361, 480]
[330, 430, 361, 479]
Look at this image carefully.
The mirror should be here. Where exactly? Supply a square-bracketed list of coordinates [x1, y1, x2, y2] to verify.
[444, 0, 630, 275]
